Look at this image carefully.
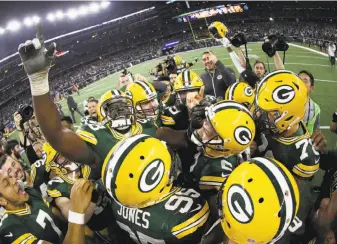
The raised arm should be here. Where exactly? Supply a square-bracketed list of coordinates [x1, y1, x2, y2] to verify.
[18, 24, 97, 165]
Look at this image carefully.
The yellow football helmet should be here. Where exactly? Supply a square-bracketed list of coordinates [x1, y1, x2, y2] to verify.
[255, 70, 308, 134]
[97, 89, 136, 130]
[174, 70, 204, 106]
[190, 100, 255, 158]
[126, 80, 159, 120]
[208, 21, 228, 39]
[225, 82, 255, 109]
[219, 157, 300, 244]
[101, 134, 180, 209]
[43, 142, 83, 184]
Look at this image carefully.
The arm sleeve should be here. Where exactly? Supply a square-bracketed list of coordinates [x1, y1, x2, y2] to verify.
[229, 51, 245, 73]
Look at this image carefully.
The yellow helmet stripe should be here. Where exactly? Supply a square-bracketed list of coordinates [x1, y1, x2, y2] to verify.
[228, 82, 240, 100]
[103, 134, 151, 198]
[135, 80, 154, 96]
[253, 157, 296, 242]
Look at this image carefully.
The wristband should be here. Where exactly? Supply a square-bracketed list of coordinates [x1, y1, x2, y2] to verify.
[68, 210, 85, 225]
[28, 69, 50, 96]
[332, 112, 337, 123]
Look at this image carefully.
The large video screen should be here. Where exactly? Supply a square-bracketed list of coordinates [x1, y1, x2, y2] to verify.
[176, 4, 248, 23]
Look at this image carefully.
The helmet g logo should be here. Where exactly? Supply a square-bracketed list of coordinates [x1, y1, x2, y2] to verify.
[234, 126, 252, 145]
[272, 85, 295, 104]
[139, 160, 165, 193]
[227, 184, 254, 223]
[244, 86, 253, 97]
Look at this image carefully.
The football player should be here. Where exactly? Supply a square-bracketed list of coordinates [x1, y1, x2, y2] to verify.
[203, 157, 300, 244]
[125, 80, 163, 136]
[161, 70, 204, 130]
[189, 100, 255, 192]
[17, 25, 121, 174]
[0, 170, 62, 243]
[224, 81, 255, 110]
[154, 76, 176, 108]
[44, 143, 114, 233]
[101, 134, 211, 244]
[0, 152, 51, 199]
[0, 170, 94, 244]
[254, 70, 320, 239]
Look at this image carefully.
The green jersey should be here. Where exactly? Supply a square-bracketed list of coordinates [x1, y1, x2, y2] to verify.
[190, 152, 241, 191]
[136, 119, 159, 137]
[0, 188, 62, 244]
[111, 187, 210, 244]
[161, 105, 189, 130]
[47, 175, 114, 231]
[268, 122, 320, 180]
[30, 156, 51, 201]
[263, 122, 321, 238]
[77, 118, 159, 178]
[161, 92, 176, 108]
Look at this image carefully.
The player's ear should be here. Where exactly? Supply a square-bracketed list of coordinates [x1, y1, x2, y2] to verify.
[0, 196, 7, 207]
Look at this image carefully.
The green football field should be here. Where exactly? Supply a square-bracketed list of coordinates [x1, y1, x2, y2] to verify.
[56, 43, 337, 149]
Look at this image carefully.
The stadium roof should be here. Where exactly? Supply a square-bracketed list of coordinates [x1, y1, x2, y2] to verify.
[0, 1, 156, 59]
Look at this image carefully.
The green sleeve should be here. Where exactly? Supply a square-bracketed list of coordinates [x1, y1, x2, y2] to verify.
[47, 177, 71, 199]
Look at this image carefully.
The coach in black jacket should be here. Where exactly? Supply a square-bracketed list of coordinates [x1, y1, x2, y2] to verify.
[200, 50, 236, 98]
[66, 93, 84, 123]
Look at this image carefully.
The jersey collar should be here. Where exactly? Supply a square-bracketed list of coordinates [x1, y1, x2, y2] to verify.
[5, 203, 31, 216]
[275, 121, 310, 144]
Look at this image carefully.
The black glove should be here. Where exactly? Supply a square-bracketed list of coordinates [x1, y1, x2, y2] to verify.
[241, 69, 260, 88]
[190, 96, 217, 129]
[332, 112, 337, 123]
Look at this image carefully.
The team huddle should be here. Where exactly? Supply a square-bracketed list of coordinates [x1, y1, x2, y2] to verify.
[0, 23, 328, 244]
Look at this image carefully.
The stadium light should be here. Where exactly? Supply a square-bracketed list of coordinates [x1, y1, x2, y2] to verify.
[24, 17, 33, 27]
[67, 8, 78, 19]
[0, 27, 5, 35]
[89, 3, 100, 13]
[55, 11, 64, 20]
[78, 6, 89, 15]
[100, 1, 110, 9]
[32, 16, 40, 23]
[47, 13, 55, 22]
[7, 20, 21, 32]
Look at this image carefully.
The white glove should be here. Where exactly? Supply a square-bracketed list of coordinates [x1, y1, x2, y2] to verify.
[18, 24, 56, 96]
[217, 37, 232, 48]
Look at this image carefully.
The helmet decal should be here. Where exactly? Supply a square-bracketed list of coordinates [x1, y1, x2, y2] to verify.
[234, 126, 253, 145]
[272, 85, 295, 104]
[244, 86, 254, 97]
[138, 159, 165, 193]
[227, 184, 254, 224]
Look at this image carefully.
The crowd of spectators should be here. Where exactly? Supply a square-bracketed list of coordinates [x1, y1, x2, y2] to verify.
[0, 18, 337, 128]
